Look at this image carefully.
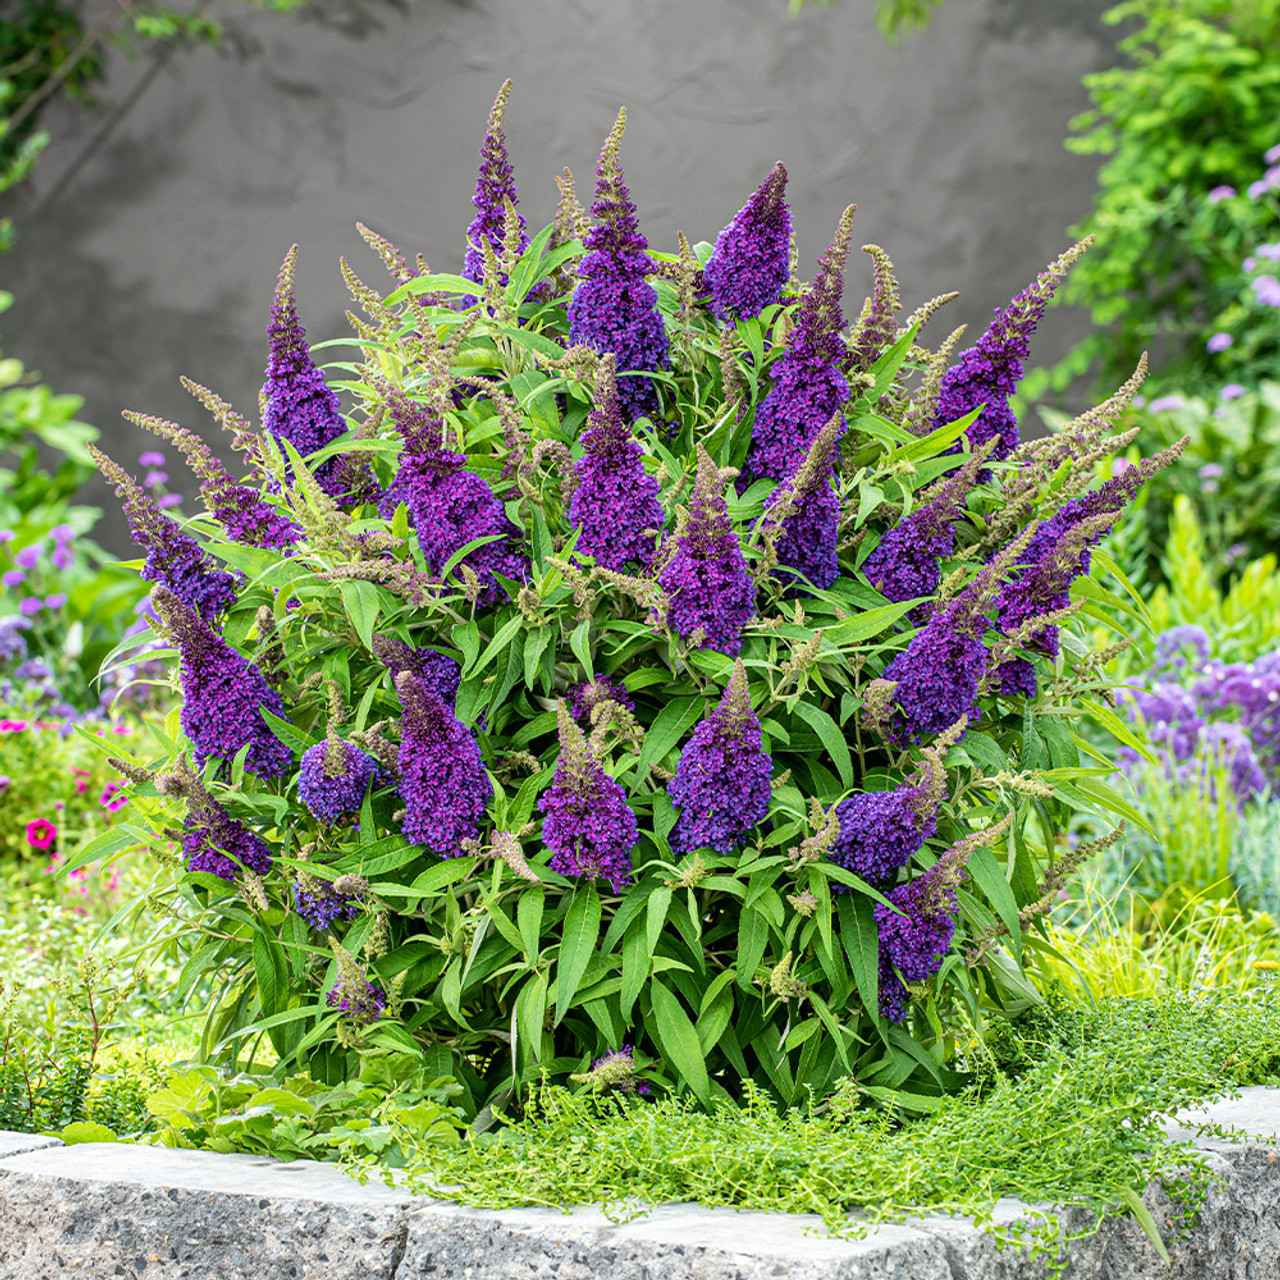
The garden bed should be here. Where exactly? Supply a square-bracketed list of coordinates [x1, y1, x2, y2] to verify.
[0, 1088, 1277, 1280]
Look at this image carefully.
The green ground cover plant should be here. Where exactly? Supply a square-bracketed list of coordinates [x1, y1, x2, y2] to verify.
[78, 84, 1176, 1117]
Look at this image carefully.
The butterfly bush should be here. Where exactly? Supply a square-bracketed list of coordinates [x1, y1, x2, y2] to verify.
[95, 88, 1178, 1112]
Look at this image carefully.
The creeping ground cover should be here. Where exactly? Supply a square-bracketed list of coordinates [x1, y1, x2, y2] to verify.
[77, 83, 1182, 1119]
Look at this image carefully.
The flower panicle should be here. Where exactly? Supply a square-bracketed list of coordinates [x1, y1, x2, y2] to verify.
[848, 243, 901, 372]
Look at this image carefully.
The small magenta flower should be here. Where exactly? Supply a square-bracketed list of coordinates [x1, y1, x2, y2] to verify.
[657, 446, 756, 655]
[1147, 394, 1185, 412]
[44, 593, 67, 610]
[157, 494, 184, 510]
[703, 162, 792, 323]
[568, 355, 665, 570]
[1252, 275, 1280, 307]
[2, 570, 24, 589]
[99, 782, 129, 813]
[461, 79, 529, 294]
[668, 660, 772, 855]
[1221, 384, 1247, 401]
[0, 530, 14, 543]
[139, 451, 165, 467]
[1206, 332, 1233, 353]
[26, 819, 57, 851]
[14, 545, 41, 570]
[540, 701, 638, 891]
[18, 597, 42, 616]
[567, 109, 670, 421]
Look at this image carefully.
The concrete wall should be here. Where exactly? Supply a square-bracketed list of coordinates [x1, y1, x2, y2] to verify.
[0, 0, 1117, 550]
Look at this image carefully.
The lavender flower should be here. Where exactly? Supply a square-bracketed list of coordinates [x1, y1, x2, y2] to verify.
[325, 939, 386, 1025]
[90, 445, 239, 620]
[380, 395, 526, 606]
[1206, 332, 1234, 353]
[0, 615, 31, 663]
[1207, 185, 1236, 203]
[930, 239, 1091, 460]
[14, 545, 40, 570]
[668, 660, 772, 854]
[293, 872, 365, 932]
[568, 675, 635, 722]
[573, 1044, 651, 1094]
[657, 446, 756, 655]
[298, 737, 378, 824]
[396, 671, 492, 855]
[182, 803, 273, 881]
[262, 246, 350, 499]
[831, 750, 946, 887]
[540, 701, 638, 892]
[702, 162, 792, 323]
[567, 109, 670, 421]
[461, 80, 528, 294]
[568, 355, 665, 570]
[152, 585, 292, 779]
[372, 634, 461, 706]
[1221, 384, 1247, 402]
[741, 207, 855, 487]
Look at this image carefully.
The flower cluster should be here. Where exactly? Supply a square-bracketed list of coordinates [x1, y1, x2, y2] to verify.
[297, 737, 379, 824]
[293, 871, 366, 932]
[325, 939, 386, 1025]
[461, 80, 529, 295]
[702, 162, 792, 323]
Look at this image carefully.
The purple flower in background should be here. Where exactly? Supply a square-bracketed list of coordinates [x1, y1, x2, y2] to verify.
[139, 451, 165, 468]
[14, 545, 40, 570]
[1266, 144, 1280, 164]
[1221, 384, 1247, 401]
[373, 635, 461, 707]
[396, 671, 492, 855]
[741, 207, 854, 486]
[568, 354, 665, 570]
[1, 570, 24, 589]
[152, 585, 291, 779]
[50, 543, 74, 571]
[568, 675, 634, 722]
[90, 444, 238, 620]
[298, 737, 378, 824]
[1249, 179, 1271, 199]
[380, 395, 525, 605]
[1206, 332, 1233, 353]
[1151, 625, 1211, 677]
[43, 593, 67, 610]
[831, 750, 946, 887]
[157, 494, 184, 509]
[1251, 275, 1280, 307]
[1149, 395, 1185, 413]
[657, 446, 756, 655]
[567, 109, 669, 421]
[0, 531, 14, 543]
[0, 615, 31, 662]
[540, 701, 638, 891]
[1207, 185, 1236, 203]
[461, 80, 529, 295]
[18, 597, 42, 616]
[262, 245, 350, 498]
[1258, 243, 1280, 260]
[1199, 462, 1223, 493]
[668, 660, 772, 855]
[703, 161, 792, 323]
[930, 239, 1090, 460]
[143, 470, 168, 488]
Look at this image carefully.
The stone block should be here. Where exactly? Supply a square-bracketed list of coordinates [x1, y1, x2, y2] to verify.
[0, 1132, 62, 1160]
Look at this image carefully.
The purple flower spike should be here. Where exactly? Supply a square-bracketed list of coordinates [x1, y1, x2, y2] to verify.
[931, 238, 1092, 460]
[668, 660, 772, 855]
[90, 444, 239, 620]
[182, 805, 273, 882]
[568, 108, 670, 421]
[540, 701, 638, 892]
[293, 874, 364, 932]
[462, 79, 528, 295]
[373, 634, 461, 707]
[657, 446, 756, 655]
[326, 940, 386, 1025]
[568, 675, 634, 722]
[380, 395, 526, 605]
[568, 354, 665, 570]
[396, 671, 492, 856]
[262, 246, 351, 499]
[831, 749, 946, 887]
[298, 737, 378, 824]
[703, 162, 792, 323]
[741, 206, 855, 487]
[152, 585, 292, 779]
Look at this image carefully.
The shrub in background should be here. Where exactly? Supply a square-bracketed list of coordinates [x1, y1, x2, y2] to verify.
[85, 87, 1170, 1113]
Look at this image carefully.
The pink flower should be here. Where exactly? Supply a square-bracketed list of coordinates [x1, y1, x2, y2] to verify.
[0, 719, 29, 733]
[26, 819, 57, 851]
[99, 782, 128, 812]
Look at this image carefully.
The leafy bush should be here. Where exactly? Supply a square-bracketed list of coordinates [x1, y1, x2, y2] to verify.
[1052, 0, 1280, 398]
[90, 88, 1170, 1112]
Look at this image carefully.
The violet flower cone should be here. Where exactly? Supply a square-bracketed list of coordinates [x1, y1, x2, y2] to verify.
[568, 355, 665, 570]
[373, 634, 461, 707]
[461, 80, 529, 293]
[568, 675, 635, 722]
[567, 109, 670, 422]
[766, 472, 840, 592]
[90, 444, 238, 620]
[657, 447, 756, 656]
[703, 162, 791, 323]
[298, 737, 378, 824]
[152, 586, 291, 779]
[262, 246, 351, 498]
[668, 660, 772, 855]
[182, 806, 273, 881]
[741, 207, 855, 488]
[540, 701, 638, 891]
[396, 671, 492, 855]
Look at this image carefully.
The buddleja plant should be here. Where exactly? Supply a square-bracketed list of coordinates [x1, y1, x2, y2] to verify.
[77, 82, 1175, 1112]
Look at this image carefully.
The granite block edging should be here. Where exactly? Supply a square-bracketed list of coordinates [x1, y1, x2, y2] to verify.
[0, 1087, 1276, 1280]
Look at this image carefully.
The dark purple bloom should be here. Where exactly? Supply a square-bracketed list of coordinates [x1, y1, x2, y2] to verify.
[373, 634, 461, 707]
[298, 737, 378, 824]
[847, 245, 901, 373]
[182, 805, 273, 881]
[152, 585, 292, 780]
[765, 467, 840, 593]
[396, 671, 492, 855]
[668, 660, 772, 855]
[262, 246, 350, 499]
[380, 396, 526, 606]
[293, 873, 365, 931]
[568, 675, 634, 722]
[703, 162, 791, 323]
[741, 207, 855, 487]
[461, 80, 528, 294]
[831, 751, 946, 887]
[90, 444, 239, 620]
[540, 701, 638, 892]
[568, 355, 665, 570]
[992, 657, 1039, 699]
[877, 957, 909, 1024]
[930, 240, 1089, 459]
[326, 940, 386, 1025]
[657, 446, 756, 655]
[567, 109, 669, 421]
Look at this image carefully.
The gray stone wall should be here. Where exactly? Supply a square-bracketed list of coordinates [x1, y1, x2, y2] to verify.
[0, 0, 1115, 550]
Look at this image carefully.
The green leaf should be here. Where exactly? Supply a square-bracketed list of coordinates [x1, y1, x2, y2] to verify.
[517, 887, 545, 963]
[637, 696, 703, 780]
[1118, 1187, 1171, 1265]
[824, 600, 921, 645]
[650, 980, 711, 1105]
[789, 700, 853, 789]
[569, 618, 594, 677]
[620, 918, 648, 1021]
[260, 708, 317, 754]
[56, 825, 144, 878]
[838, 894, 880, 1020]
[465, 613, 524, 681]
[966, 846, 1022, 957]
[555, 885, 602, 1024]
[338, 579, 381, 650]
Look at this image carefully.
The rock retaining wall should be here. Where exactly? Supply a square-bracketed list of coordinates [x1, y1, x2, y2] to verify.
[1, 1088, 1276, 1279]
